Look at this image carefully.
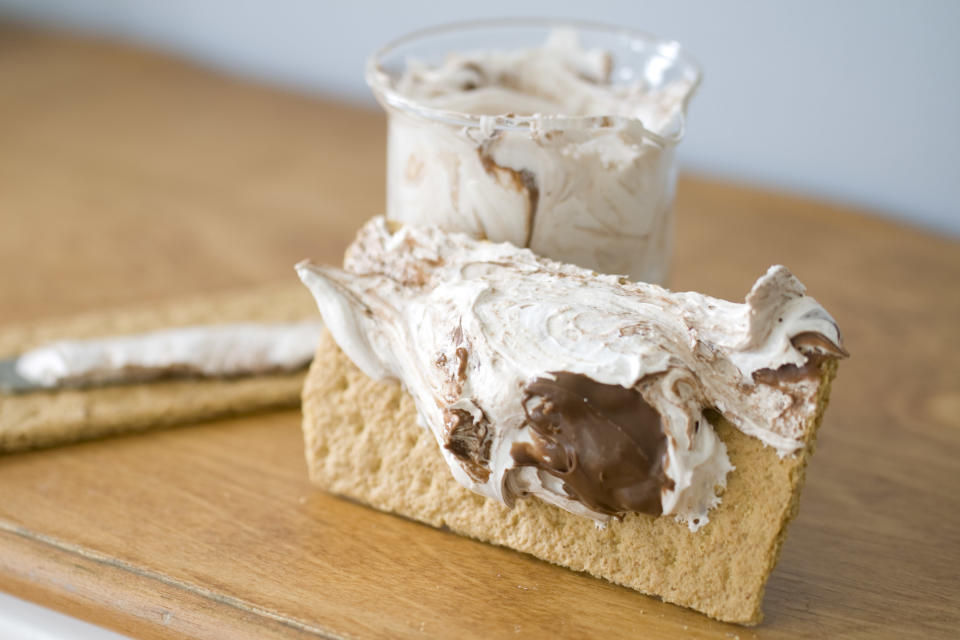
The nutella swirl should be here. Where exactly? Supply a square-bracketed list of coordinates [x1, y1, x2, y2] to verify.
[512, 372, 673, 518]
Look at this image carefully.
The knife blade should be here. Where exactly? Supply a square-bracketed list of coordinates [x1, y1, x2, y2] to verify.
[0, 321, 324, 394]
[0, 357, 36, 393]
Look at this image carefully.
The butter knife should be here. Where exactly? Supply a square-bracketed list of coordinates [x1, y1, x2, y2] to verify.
[0, 321, 323, 393]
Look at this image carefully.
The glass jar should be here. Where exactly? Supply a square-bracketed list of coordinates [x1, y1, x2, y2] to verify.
[366, 19, 700, 284]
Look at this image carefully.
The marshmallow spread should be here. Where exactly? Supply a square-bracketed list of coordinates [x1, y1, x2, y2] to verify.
[297, 218, 847, 530]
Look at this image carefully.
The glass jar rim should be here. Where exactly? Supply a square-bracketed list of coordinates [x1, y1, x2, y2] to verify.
[365, 18, 702, 144]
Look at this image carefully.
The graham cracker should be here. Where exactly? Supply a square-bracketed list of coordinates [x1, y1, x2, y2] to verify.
[301, 329, 839, 624]
[0, 283, 318, 453]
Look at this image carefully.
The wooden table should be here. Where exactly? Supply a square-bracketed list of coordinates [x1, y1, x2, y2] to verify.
[1, 25, 958, 640]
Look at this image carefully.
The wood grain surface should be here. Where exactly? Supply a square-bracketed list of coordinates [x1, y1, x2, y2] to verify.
[1, 24, 958, 639]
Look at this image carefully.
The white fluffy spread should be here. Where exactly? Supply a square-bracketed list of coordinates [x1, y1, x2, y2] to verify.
[16, 322, 324, 388]
[380, 29, 697, 284]
[297, 218, 845, 530]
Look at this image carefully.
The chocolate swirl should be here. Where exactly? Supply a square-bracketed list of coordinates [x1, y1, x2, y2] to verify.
[511, 372, 673, 517]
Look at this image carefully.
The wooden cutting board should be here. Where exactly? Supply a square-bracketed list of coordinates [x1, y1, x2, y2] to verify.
[1, 24, 958, 639]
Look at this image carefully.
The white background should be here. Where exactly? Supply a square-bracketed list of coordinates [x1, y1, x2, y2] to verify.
[0, 592, 130, 640]
[2, 0, 958, 235]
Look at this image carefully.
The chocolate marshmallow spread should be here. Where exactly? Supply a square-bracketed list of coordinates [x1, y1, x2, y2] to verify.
[297, 218, 847, 530]
[15, 323, 324, 389]
[375, 29, 698, 284]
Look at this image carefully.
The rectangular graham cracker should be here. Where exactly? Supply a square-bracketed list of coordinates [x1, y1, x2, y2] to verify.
[0, 284, 318, 453]
[301, 329, 839, 624]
